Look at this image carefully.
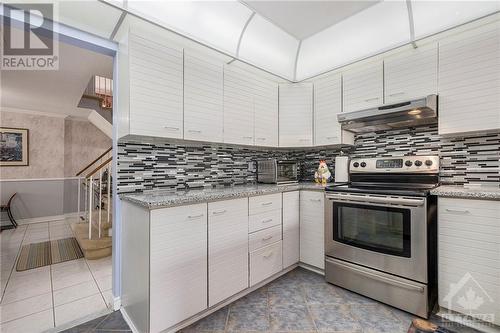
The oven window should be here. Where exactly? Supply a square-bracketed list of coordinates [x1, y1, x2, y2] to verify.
[333, 203, 411, 257]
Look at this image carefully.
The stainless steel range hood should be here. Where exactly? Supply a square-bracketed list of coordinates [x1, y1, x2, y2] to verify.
[337, 95, 438, 133]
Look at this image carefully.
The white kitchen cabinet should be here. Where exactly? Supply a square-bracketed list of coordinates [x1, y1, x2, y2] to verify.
[438, 21, 500, 135]
[223, 66, 255, 145]
[208, 198, 249, 306]
[249, 193, 282, 215]
[343, 61, 383, 113]
[437, 198, 500, 325]
[313, 73, 343, 146]
[279, 83, 313, 147]
[149, 204, 207, 332]
[300, 191, 325, 269]
[184, 52, 224, 142]
[282, 191, 300, 268]
[384, 43, 438, 103]
[127, 33, 184, 139]
[253, 76, 279, 147]
[249, 241, 283, 286]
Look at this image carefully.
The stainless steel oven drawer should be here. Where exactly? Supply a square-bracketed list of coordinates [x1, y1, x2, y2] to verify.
[325, 257, 428, 318]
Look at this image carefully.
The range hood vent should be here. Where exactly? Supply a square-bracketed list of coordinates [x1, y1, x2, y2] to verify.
[337, 95, 438, 133]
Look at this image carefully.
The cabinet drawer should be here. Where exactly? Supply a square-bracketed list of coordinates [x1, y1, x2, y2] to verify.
[249, 210, 282, 233]
[439, 197, 500, 220]
[250, 241, 283, 286]
[249, 225, 282, 252]
[249, 193, 282, 215]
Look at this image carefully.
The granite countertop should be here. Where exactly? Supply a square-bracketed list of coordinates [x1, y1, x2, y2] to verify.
[431, 185, 500, 200]
[120, 182, 327, 209]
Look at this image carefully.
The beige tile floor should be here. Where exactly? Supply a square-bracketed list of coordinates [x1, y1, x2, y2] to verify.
[0, 218, 113, 333]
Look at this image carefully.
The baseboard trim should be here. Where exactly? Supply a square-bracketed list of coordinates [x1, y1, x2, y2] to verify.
[121, 307, 140, 333]
[299, 262, 325, 275]
[14, 212, 81, 225]
[113, 296, 121, 311]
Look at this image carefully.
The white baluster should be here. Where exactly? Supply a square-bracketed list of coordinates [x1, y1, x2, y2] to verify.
[77, 177, 81, 220]
[107, 164, 111, 225]
[98, 169, 102, 239]
[89, 175, 93, 240]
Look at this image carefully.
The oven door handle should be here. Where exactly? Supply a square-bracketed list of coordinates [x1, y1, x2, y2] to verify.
[326, 258, 425, 293]
[326, 193, 425, 206]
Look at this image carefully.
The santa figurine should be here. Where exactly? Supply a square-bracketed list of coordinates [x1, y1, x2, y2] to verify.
[314, 160, 332, 185]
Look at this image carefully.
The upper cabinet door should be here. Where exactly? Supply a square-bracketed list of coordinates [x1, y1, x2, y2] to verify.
[184, 52, 224, 143]
[253, 76, 279, 147]
[279, 83, 313, 147]
[384, 43, 438, 103]
[438, 22, 500, 135]
[128, 33, 184, 139]
[223, 66, 255, 145]
[314, 73, 342, 146]
[342, 61, 383, 113]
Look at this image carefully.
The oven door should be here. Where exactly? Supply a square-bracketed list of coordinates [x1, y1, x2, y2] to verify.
[325, 192, 427, 283]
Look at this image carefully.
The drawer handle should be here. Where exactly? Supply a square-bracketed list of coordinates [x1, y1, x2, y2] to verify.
[188, 214, 204, 219]
[212, 210, 226, 215]
[262, 235, 273, 241]
[263, 252, 274, 259]
[164, 126, 180, 131]
[364, 97, 379, 102]
[188, 129, 201, 133]
[389, 92, 405, 97]
[262, 218, 273, 224]
[299, 139, 309, 142]
[445, 208, 470, 214]
[256, 137, 266, 141]
[242, 136, 253, 139]
[326, 136, 338, 140]
[261, 202, 273, 206]
[310, 199, 321, 202]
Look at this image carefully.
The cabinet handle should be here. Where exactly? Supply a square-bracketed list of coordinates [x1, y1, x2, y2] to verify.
[188, 129, 201, 133]
[262, 235, 273, 241]
[326, 136, 338, 140]
[445, 208, 470, 214]
[188, 214, 204, 219]
[299, 139, 309, 142]
[364, 97, 379, 102]
[212, 210, 226, 215]
[256, 137, 266, 141]
[389, 92, 405, 97]
[263, 252, 274, 259]
[242, 136, 253, 139]
[262, 218, 273, 223]
[261, 202, 273, 206]
[310, 199, 321, 202]
[164, 126, 180, 131]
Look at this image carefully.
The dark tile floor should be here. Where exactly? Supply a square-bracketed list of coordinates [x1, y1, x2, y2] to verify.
[65, 268, 483, 333]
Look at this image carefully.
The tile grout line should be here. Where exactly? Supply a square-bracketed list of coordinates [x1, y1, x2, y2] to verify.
[50, 262, 56, 328]
[0, 225, 28, 304]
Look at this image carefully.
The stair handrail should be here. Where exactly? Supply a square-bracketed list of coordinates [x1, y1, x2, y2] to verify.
[76, 147, 112, 176]
[85, 156, 112, 179]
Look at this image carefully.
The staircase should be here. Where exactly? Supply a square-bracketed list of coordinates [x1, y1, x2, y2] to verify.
[74, 147, 113, 260]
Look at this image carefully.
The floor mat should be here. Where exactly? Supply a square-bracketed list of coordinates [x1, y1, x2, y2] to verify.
[16, 237, 83, 271]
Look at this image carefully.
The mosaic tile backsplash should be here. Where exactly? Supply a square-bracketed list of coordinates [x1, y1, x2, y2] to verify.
[117, 125, 500, 193]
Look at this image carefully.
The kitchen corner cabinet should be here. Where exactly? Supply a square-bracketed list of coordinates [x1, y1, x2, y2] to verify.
[342, 60, 383, 113]
[282, 191, 300, 268]
[384, 43, 438, 103]
[438, 21, 500, 135]
[279, 83, 313, 147]
[208, 198, 249, 306]
[184, 52, 224, 143]
[121, 33, 184, 139]
[313, 73, 343, 146]
[437, 198, 500, 325]
[299, 191, 325, 269]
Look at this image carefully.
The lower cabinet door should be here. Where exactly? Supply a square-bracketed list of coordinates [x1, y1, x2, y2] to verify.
[149, 204, 208, 333]
[283, 191, 300, 268]
[300, 191, 325, 269]
[208, 198, 249, 306]
[250, 241, 283, 286]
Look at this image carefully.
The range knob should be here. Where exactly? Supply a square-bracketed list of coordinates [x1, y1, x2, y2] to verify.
[414, 160, 423, 167]
[405, 160, 413, 167]
[360, 162, 367, 168]
[353, 162, 360, 168]
[425, 160, 433, 166]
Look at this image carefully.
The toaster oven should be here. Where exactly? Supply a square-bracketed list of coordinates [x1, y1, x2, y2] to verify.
[256, 159, 298, 185]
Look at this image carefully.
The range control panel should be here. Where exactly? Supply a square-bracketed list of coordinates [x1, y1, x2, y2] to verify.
[350, 156, 439, 173]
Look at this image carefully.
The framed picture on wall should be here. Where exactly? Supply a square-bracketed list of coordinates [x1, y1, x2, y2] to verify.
[0, 128, 29, 166]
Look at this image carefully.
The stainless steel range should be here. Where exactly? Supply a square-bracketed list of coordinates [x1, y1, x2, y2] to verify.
[324, 156, 439, 318]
